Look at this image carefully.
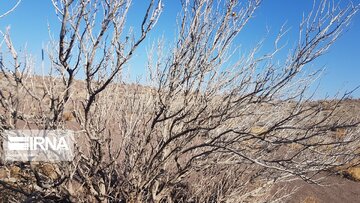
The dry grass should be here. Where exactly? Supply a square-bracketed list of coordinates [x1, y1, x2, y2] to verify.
[334, 164, 360, 182]
[335, 128, 346, 138]
[290, 143, 303, 150]
[346, 167, 360, 181]
[250, 126, 267, 135]
[62, 111, 75, 121]
[302, 196, 320, 203]
[0, 167, 9, 179]
[9, 166, 21, 178]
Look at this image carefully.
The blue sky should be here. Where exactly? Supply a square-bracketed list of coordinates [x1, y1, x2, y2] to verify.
[0, 0, 359, 98]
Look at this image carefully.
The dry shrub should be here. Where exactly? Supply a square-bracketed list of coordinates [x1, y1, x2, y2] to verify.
[0, 167, 9, 179]
[302, 196, 320, 203]
[34, 163, 60, 180]
[335, 128, 347, 138]
[346, 167, 360, 181]
[290, 143, 303, 150]
[9, 166, 21, 178]
[334, 163, 360, 181]
[62, 111, 74, 121]
[0, 0, 360, 202]
[250, 126, 267, 135]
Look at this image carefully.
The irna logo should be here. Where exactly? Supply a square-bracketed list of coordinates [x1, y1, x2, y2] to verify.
[2, 130, 74, 162]
[7, 136, 70, 151]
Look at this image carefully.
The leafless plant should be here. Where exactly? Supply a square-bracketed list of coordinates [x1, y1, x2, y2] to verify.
[0, 0, 21, 19]
[0, 0, 360, 202]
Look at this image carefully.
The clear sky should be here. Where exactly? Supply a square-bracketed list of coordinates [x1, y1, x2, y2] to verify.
[0, 0, 359, 98]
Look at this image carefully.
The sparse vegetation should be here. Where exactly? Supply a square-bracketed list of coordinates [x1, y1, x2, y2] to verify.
[0, 0, 360, 202]
[302, 196, 320, 203]
[347, 167, 360, 181]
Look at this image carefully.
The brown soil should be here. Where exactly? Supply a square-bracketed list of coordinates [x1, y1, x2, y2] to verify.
[286, 174, 360, 203]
